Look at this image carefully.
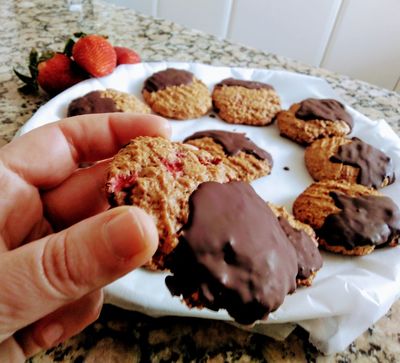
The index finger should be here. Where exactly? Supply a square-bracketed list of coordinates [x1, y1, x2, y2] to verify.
[0, 113, 170, 189]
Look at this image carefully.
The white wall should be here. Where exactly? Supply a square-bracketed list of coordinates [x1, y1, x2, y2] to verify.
[321, 0, 400, 91]
[227, 0, 342, 67]
[106, 0, 400, 91]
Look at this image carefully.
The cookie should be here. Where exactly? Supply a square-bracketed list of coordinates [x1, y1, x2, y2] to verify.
[67, 89, 151, 117]
[142, 68, 211, 120]
[293, 180, 400, 256]
[184, 130, 273, 182]
[268, 203, 323, 287]
[106, 136, 230, 270]
[276, 98, 353, 145]
[305, 137, 395, 189]
[211, 78, 281, 126]
[165, 181, 298, 325]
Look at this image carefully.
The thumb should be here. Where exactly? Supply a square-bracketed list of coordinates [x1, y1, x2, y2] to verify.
[0, 206, 157, 339]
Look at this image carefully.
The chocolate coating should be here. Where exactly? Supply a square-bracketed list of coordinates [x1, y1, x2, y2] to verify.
[165, 181, 297, 325]
[330, 137, 395, 189]
[278, 217, 323, 281]
[295, 98, 353, 129]
[216, 78, 273, 90]
[184, 130, 272, 163]
[143, 68, 194, 92]
[67, 91, 119, 117]
[318, 192, 400, 250]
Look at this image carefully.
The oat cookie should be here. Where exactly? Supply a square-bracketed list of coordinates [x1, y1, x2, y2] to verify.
[293, 180, 400, 256]
[67, 89, 150, 117]
[106, 137, 228, 269]
[106, 136, 229, 270]
[211, 78, 281, 126]
[305, 136, 395, 189]
[184, 130, 273, 182]
[276, 98, 352, 145]
[142, 68, 211, 120]
[268, 203, 322, 287]
[165, 181, 298, 324]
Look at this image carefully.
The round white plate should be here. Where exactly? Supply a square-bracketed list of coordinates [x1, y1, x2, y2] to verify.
[18, 62, 400, 353]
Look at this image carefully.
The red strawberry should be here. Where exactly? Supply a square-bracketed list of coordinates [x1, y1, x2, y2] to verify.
[72, 34, 117, 77]
[114, 46, 141, 65]
[37, 53, 88, 95]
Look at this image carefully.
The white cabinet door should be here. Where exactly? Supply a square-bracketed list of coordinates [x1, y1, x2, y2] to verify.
[227, 0, 342, 67]
[321, 0, 400, 90]
[158, 0, 233, 39]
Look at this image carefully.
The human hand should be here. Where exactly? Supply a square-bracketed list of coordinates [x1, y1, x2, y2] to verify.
[0, 113, 171, 362]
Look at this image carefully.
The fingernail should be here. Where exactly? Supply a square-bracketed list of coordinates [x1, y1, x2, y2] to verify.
[104, 208, 151, 259]
[41, 323, 64, 347]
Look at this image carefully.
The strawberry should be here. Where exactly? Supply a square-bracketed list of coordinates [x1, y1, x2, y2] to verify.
[114, 46, 141, 65]
[37, 53, 88, 95]
[14, 49, 88, 95]
[72, 34, 117, 77]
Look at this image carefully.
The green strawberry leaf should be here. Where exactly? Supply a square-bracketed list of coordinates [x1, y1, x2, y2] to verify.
[28, 48, 39, 79]
[18, 83, 39, 94]
[63, 38, 75, 57]
[14, 68, 38, 94]
[73, 31, 87, 38]
[38, 50, 55, 63]
[14, 49, 40, 94]
[29, 48, 38, 64]
[13, 68, 34, 84]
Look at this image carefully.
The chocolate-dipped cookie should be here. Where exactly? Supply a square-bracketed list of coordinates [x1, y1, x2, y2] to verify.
[293, 180, 400, 256]
[269, 204, 323, 287]
[276, 98, 352, 145]
[67, 89, 150, 117]
[184, 130, 273, 182]
[142, 68, 211, 120]
[165, 181, 298, 325]
[305, 136, 395, 189]
[211, 78, 281, 126]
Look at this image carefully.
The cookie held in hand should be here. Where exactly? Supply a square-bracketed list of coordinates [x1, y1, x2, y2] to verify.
[142, 68, 211, 120]
[277, 98, 352, 145]
[211, 78, 281, 126]
[106, 136, 228, 270]
[293, 180, 400, 255]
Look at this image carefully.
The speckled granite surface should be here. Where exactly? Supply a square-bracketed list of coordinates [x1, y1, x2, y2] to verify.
[1, 0, 400, 362]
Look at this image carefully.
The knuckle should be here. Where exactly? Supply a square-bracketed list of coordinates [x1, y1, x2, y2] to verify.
[40, 231, 84, 299]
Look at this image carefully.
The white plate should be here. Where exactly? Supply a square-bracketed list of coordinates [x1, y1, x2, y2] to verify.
[18, 62, 400, 354]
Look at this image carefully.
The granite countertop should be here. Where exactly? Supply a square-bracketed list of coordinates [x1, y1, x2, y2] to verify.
[1, 0, 399, 362]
